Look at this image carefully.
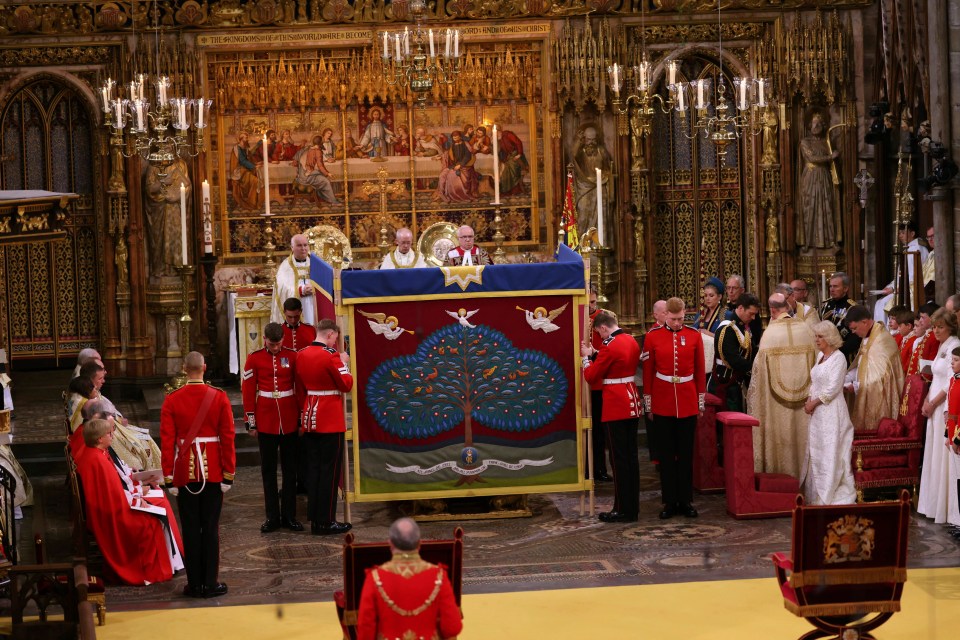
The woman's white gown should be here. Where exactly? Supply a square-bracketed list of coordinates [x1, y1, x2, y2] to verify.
[803, 349, 857, 505]
[918, 336, 960, 523]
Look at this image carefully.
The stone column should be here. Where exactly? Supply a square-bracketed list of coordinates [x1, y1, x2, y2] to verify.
[932, 0, 956, 299]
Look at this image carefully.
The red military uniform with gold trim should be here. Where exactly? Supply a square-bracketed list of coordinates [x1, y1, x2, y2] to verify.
[282, 321, 317, 352]
[295, 343, 353, 433]
[907, 330, 940, 383]
[641, 325, 706, 418]
[241, 346, 299, 435]
[899, 333, 918, 373]
[583, 330, 641, 421]
[160, 380, 236, 487]
[586, 307, 611, 392]
[947, 374, 960, 446]
[357, 555, 463, 640]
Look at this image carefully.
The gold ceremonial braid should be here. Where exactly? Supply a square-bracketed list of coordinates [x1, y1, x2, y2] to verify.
[716, 321, 751, 369]
[371, 566, 444, 617]
[392, 249, 422, 269]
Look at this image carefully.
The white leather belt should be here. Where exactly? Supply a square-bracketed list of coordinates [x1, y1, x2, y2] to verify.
[259, 389, 294, 398]
[180, 437, 219, 444]
[656, 372, 693, 384]
[307, 390, 340, 396]
[603, 376, 634, 385]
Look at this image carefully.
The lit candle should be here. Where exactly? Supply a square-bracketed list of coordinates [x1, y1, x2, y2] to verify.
[758, 79, 766, 106]
[395, 34, 401, 61]
[404, 27, 410, 55]
[113, 99, 122, 125]
[137, 73, 147, 100]
[383, 32, 389, 58]
[180, 183, 188, 266]
[677, 85, 686, 112]
[696, 81, 704, 109]
[429, 29, 435, 58]
[739, 79, 747, 111]
[202, 180, 213, 255]
[197, 97, 205, 128]
[492, 124, 500, 204]
[821, 270, 827, 301]
[638, 60, 648, 91]
[667, 60, 678, 86]
[135, 100, 146, 130]
[454, 30, 459, 57]
[179, 100, 187, 129]
[596, 168, 604, 246]
[262, 133, 271, 216]
[445, 29, 451, 58]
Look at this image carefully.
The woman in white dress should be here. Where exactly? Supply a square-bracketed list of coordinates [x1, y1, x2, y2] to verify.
[918, 308, 960, 523]
[802, 321, 857, 505]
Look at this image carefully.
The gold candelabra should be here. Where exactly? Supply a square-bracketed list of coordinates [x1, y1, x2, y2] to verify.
[492, 208, 507, 264]
[165, 264, 195, 393]
[261, 213, 277, 284]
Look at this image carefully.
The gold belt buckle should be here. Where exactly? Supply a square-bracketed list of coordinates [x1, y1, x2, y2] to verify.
[671, 376, 680, 383]
[272, 391, 281, 399]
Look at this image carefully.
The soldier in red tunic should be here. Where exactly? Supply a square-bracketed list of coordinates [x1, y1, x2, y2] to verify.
[242, 322, 303, 533]
[281, 297, 318, 352]
[586, 286, 612, 482]
[641, 297, 706, 520]
[357, 518, 463, 640]
[294, 319, 353, 535]
[581, 311, 641, 522]
[161, 352, 236, 598]
[908, 303, 941, 383]
[895, 309, 917, 372]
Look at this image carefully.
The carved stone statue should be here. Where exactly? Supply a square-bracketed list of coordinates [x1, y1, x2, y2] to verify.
[572, 123, 614, 240]
[796, 112, 840, 250]
[761, 104, 779, 165]
[630, 109, 645, 171]
[143, 158, 191, 278]
[765, 211, 780, 253]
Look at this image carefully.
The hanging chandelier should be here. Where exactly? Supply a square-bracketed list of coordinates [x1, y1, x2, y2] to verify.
[608, 2, 769, 155]
[99, 1, 210, 169]
[380, 0, 462, 108]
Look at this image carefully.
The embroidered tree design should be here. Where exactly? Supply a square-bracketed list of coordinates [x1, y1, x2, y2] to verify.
[366, 323, 567, 450]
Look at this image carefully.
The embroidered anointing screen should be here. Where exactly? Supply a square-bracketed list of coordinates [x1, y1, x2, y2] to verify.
[323, 246, 587, 501]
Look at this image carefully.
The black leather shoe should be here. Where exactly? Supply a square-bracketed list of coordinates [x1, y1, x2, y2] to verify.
[599, 511, 638, 523]
[595, 472, 613, 482]
[204, 582, 228, 598]
[313, 521, 353, 535]
[183, 584, 204, 598]
[281, 518, 304, 532]
[678, 503, 699, 518]
[658, 506, 677, 520]
[260, 518, 281, 533]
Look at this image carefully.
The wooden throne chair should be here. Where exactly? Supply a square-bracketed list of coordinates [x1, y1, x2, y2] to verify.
[334, 527, 464, 640]
[719, 411, 800, 518]
[771, 490, 911, 640]
[850, 374, 927, 502]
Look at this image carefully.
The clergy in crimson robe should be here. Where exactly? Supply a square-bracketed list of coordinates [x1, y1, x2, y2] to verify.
[75, 419, 184, 586]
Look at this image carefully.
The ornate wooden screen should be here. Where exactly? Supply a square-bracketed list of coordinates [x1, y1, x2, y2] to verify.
[652, 60, 745, 306]
[0, 79, 100, 362]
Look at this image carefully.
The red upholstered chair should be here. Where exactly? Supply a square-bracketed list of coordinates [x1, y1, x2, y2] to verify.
[771, 490, 910, 640]
[850, 374, 927, 502]
[720, 411, 799, 518]
[693, 393, 725, 492]
[334, 527, 464, 640]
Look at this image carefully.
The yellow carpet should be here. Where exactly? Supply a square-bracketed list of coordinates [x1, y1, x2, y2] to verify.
[93, 567, 960, 639]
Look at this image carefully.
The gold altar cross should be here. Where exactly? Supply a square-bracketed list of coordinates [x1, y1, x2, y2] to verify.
[360, 166, 407, 256]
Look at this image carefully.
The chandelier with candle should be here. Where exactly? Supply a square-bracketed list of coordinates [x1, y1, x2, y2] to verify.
[381, 0, 462, 108]
[608, 3, 769, 156]
[99, 3, 210, 169]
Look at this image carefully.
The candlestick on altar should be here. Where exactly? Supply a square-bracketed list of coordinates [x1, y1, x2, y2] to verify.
[594, 240, 609, 305]
[492, 207, 506, 263]
[261, 213, 278, 285]
[165, 264, 196, 393]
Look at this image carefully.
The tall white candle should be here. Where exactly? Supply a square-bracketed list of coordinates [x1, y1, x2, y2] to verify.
[180, 183, 188, 266]
[395, 34, 401, 60]
[677, 86, 686, 112]
[596, 168, 604, 246]
[113, 99, 122, 124]
[262, 133, 271, 216]
[197, 97, 205, 127]
[404, 27, 410, 55]
[821, 270, 827, 301]
[739, 79, 747, 110]
[668, 60, 678, 86]
[492, 125, 500, 204]
[696, 81, 704, 109]
[454, 30, 459, 57]
[758, 79, 766, 106]
[202, 180, 213, 254]
[429, 29, 435, 58]
[383, 32, 389, 58]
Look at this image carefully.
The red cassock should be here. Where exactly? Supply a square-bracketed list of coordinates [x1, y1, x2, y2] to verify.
[906, 331, 940, 382]
[894, 333, 904, 348]
[241, 347, 299, 435]
[74, 446, 183, 585]
[947, 375, 960, 446]
[160, 380, 237, 487]
[295, 344, 354, 433]
[282, 321, 317, 352]
[357, 562, 463, 640]
[583, 331, 641, 422]
[641, 325, 706, 418]
[899, 334, 918, 373]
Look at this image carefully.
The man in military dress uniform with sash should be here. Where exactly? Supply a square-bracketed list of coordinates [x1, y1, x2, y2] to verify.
[242, 322, 303, 533]
[820, 272, 861, 364]
[642, 297, 706, 520]
[710, 293, 760, 412]
[280, 297, 317, 352]
[581, 311, 641, 522]
[161, 352, 235, 599]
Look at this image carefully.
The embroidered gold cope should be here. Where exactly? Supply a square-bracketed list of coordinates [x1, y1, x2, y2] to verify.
[848, 321, 905, 431]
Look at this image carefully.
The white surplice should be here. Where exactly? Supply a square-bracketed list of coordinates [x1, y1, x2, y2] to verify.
[918, 335, 960, 522]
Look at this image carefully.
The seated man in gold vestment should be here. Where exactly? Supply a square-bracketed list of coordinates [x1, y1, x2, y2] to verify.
[747, 293, 816, 477]
[843, 305, 905, 432]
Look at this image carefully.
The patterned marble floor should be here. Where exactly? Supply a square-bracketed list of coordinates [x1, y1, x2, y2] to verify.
[7, 369, 960, 611]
